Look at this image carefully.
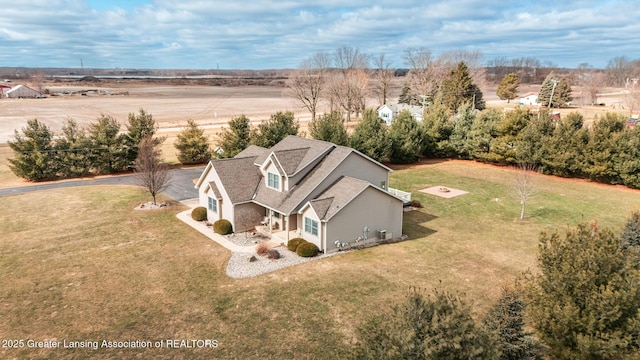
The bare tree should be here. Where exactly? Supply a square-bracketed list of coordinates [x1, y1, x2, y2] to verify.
[512, 163, 537, 220]
[605, 56, 634, 87]
[135, 136, 171, 205]
[403, 47, 434, 98]
[438, 49, 486, 88]
[330, 46, 370, 121]
[624, 85, 640, 116]
[285, 52, 331, 122]
[372, 53, 394, 106]
[583, 71, 605, 106]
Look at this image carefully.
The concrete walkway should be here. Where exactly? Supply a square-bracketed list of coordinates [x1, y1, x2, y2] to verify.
[176, 199, 281, 253]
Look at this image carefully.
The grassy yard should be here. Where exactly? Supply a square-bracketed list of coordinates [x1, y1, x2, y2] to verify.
[1, 161, 640, 359]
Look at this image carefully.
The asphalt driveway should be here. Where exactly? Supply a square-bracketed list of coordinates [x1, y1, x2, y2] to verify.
[0, 167, 205, 201]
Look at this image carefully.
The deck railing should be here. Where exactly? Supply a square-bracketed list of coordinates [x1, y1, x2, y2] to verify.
[388, 187, 411, 202]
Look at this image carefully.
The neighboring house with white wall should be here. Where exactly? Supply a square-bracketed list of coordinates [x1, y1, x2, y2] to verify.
[378, 104, 424, 126]
[518, 93, 539, 106]
[195, 136, 405, 253]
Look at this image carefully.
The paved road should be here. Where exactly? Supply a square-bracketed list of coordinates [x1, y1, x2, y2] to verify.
[0, 167, 205, 201]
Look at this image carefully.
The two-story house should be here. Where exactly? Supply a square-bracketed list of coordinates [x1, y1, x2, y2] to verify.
[195, 136, 405, 253]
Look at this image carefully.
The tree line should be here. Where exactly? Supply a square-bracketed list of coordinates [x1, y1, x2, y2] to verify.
[8, 110, 160, 181]
[349, 214, 640, 359]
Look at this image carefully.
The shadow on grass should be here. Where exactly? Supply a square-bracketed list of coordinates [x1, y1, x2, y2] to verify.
[403, 210, 437, 239]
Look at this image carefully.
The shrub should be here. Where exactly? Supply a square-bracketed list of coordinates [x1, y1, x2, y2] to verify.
[267, 249, 280, 260]
[287, 238, 306, 252]
[296, 242, 319, 257]
[256, 242, 269, 256]
[191, 206, 207, 221]
[410, 199, 423, 208]
[213, 219, 233, 235]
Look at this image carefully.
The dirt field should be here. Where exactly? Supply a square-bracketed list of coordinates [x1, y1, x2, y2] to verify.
[0, 79, 631, 144]
[0, 80, 308, 143]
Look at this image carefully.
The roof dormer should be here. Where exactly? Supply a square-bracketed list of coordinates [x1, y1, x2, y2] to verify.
[260, 154, 285, 192]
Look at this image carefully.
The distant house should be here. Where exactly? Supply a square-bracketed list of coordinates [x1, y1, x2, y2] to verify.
[195, 136, 407, 253]
[518, 93, 539, 106]
[378, 104, 423, 126]
[627, 114, 639, 128]
[6, 85, 43, 99]
[0, 85, 11, 97]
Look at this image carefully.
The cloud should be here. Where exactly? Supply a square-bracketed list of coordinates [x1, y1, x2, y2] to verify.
[0, 0, 638, 69]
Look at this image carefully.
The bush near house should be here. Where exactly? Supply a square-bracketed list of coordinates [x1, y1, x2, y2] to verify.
[256, 242, 269, 256]
[296, 242, 319, 257]
[213, 219, 233, 235]
[287, 238, 306, 252]
[191, 206, 207, 221]
[267, 249, 280, 259]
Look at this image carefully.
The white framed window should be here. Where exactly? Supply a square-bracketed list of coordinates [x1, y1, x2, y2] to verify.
[267, 172, 279, 189]
[304, 217, 318, 236]
[208, 196, 217, 213]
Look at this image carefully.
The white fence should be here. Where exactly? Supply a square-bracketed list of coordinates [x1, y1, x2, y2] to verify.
[388, 187, 411, 202]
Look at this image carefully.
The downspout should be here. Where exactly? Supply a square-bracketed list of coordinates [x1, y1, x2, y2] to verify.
[285, 213, 290, 242]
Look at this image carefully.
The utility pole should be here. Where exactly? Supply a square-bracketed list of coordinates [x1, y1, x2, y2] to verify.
[548, 79, 558, 108]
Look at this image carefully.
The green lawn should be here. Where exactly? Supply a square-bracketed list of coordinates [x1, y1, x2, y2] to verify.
[1, 161, 640, 359]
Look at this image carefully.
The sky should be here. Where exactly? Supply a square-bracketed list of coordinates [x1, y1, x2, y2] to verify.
[0, 0, 639, 70]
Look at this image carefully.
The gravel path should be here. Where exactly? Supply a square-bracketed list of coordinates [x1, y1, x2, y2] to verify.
[226, 246, 341, 279]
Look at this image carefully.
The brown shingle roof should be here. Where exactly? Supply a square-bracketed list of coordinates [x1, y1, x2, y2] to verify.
[273, 147, 310, 175]
[309, 197, 334, 219]
[253, 146, 353, 214]
[312, 177, 370, 220]
[266, 136, 334, 175]
[208, 181, 222, 200]
[235, 145, 269, 160]
[211, 156, 261, 204]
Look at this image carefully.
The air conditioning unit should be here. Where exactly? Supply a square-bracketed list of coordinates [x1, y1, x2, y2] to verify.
[378, 230, 387, 240]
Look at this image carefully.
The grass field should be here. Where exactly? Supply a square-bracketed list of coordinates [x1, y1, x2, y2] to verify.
[1, 161, 640, 359]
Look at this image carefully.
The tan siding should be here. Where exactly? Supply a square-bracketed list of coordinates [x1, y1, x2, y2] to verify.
[300, 207, 321, 249]
[297, 153, 390, 213]
[324, 187, 403, 253]
[198, 167, 235, 228]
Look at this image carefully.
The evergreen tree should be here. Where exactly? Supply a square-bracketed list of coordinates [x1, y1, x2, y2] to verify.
[468, 108, 502, 161]
[439, 62, 485, 113]
[521, 222, 640, 359]
[349, 108, 390, 162]
[55, 119, 92, 178]
[251, 111, 299, 148]
[87, 115, 129, 174]
[497, 73, 520, 103]
[350, 287, 499, 360]
[540, 112, 588, 177]
[421, 98, 453, 158]
[398, 82, 417, 105]
[515, 109, 555, 165]
[217, 115, 252, 158]
[489, 108, 531, 164]
[621, 210, 640, 250]
[583, 113, 626, 184]
[538, 72, 572, 108]
[484, 286, 545, 360]
[174, 119, 211, 164]
[613, 126, 640, 189]
[389, 110, 424, 164]
[8, 119, 58, 181]
[449, 103, 476, 159]
[308, 111, 348, 146]
[123, 109, 160, 165]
